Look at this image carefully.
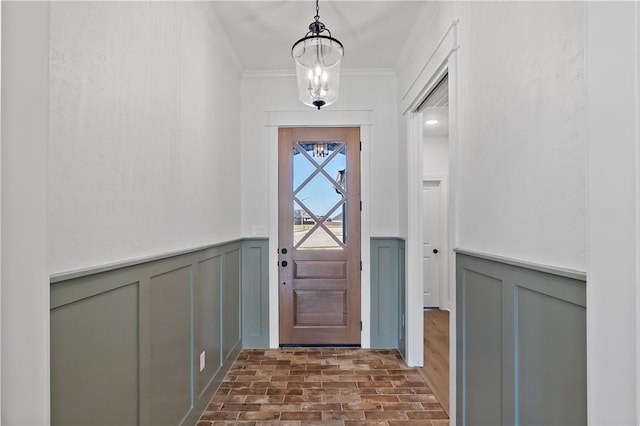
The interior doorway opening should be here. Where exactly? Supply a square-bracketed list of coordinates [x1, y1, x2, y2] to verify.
[417, 73, 451, 414]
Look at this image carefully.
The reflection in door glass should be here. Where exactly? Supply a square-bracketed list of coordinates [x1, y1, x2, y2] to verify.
[293, 142, 346, 250]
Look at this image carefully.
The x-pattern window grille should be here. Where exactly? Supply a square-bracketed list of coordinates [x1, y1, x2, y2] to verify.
[293, 141, 346, 250]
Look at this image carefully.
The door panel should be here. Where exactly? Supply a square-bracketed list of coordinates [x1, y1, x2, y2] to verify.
[295, 260, 346, 278]
[422, 181, 441, 307]
[279, 127, 361, 345]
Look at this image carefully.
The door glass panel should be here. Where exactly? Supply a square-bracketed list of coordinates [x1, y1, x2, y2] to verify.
[297, 225, 343, 250]
[293, 141, 346, 250]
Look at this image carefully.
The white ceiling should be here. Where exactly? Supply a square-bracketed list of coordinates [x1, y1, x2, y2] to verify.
[423, 107, 449, 137]
[209, 1, 428, 72]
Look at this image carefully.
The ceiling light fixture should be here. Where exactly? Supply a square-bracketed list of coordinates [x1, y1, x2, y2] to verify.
[313, 143, 327, 157]
[425, 119, 439, 125]
[291, 0, 344, 110]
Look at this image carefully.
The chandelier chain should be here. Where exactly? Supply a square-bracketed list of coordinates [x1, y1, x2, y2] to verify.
[314, 0, 320, 22]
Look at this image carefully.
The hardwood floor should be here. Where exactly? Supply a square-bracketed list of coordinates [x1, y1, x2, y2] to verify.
[420, 309, 450, 415]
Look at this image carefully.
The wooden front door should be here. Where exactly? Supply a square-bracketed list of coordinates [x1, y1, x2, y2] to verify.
[278, 127, 361, 345]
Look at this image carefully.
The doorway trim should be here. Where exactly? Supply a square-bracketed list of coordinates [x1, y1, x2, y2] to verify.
[403, 19, 459, 423]
[266, 110, 372, 348]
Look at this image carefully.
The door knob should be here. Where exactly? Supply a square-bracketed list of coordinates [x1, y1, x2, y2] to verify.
[433, 249, 438, 254]
[281, 260, 288, 267]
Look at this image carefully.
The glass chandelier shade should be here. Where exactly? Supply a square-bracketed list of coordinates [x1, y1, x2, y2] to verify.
[291, 2, 343, 110]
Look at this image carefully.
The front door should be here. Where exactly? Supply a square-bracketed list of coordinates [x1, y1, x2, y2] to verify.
[278, 127, 361, 345]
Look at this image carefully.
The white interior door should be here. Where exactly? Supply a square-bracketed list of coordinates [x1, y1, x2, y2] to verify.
[422, 181, 441, 307]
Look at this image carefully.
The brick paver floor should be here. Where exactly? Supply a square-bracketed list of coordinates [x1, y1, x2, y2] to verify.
[197, 348, 449, 426]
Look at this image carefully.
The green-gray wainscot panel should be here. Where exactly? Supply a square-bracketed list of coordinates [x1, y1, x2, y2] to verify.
[149, 265, 192, 426]
[195, 254, 222, 398]
[223, 247, 242, 361]
[51, 281, 139, 426]
[50, 240, 243, 426]
[241, 239, 269, 348]
[456, 251, 586, 426]
[398, 241, 406, 358]
[370, 238, 405, 348]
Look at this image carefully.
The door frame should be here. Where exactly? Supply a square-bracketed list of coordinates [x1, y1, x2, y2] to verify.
[421, 176, 450, 310]
[401, 19, 459, 423]
[266, 110, 372, 348]
[277, 127, 361, 345]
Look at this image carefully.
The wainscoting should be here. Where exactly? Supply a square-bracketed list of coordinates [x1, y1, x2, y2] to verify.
[241, 237, 407, 352]
[370, 238, 406, 355]
[241, 238, 269, 348]
[51, 236, 414, 425]
[50, 240, 248, 426]
[242, 237, 407, 351]
[456, 250, 586, 425]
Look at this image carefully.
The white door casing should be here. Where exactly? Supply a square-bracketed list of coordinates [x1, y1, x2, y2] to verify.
[266, 110, 372, 349]
[402, 18, 459, 422]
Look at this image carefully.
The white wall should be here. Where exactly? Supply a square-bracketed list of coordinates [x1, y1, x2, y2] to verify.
[399, 1, 640, 423]
[0, 3, 3, 420]
[2, 3, 243, 422]
[400, 2, 586, 272]
[48, 2, 243, 275]
[458, 2, 586, 271]
[240, 72, 400, 238]
[398, 121, 408, 240]
[1, 3, 50, 424]
[241, 71, 399, 348]
[586, 2, 639, 424]
[423, 136, 449, 177]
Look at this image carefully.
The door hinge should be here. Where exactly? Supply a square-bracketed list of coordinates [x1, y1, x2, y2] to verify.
[360, 321, 363, 331]
[360, 201, 362, 211]
[360, 261, 363, 271]
[360, 141, 362, 151]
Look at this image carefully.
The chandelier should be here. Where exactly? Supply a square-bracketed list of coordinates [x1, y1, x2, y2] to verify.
[291, 0, 344, 110]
